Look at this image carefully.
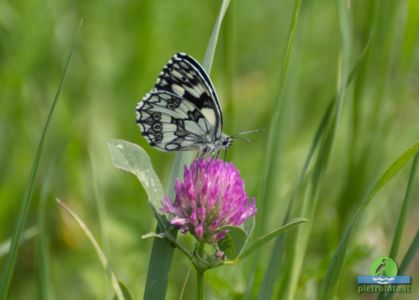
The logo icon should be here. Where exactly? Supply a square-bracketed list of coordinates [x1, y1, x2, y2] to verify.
[357, 256, 411, 293]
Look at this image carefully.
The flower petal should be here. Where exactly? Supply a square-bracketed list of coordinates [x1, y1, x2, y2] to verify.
[160, 158, 257, 242]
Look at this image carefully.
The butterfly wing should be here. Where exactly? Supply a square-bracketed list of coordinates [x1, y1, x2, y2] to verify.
[153, 52, 223, 139]
[136, 91, 213, 151]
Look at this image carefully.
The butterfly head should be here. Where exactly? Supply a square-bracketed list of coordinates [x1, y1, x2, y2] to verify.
[220, 134, 233, 149]
[205, 134, 232, 154]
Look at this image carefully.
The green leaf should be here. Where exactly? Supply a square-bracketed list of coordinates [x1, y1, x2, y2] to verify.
[244, 217, 255, 237]
[243, 217, 255, 248]
[218, 226, 247, 260]
[56, 199, 127, 300]
[0, 20, 81, 300]
[241, 218, 307, 259]
[319, 142, 419, 299]
[108, 139, 165, 222]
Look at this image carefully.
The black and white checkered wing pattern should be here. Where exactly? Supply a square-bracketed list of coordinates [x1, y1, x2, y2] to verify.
[153, 53, 222, 139]
[136, 53, 223, 152]
[136, 91, 213, 151]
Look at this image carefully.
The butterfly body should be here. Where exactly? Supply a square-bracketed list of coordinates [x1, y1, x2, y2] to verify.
[136, 53, 232, 154]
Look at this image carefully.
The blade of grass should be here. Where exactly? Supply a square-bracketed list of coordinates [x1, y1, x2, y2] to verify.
[0, 20, 82, 300]
[401, 0, 419, 75]
[319, 142, 419, 299]
[283, 1, 352, 299]
[179, 265, 192, 300]
[257, 100, 333, 300]
[202, 0, 230, 72]
[223, 0, 235, 141]
[37, 188, 53, 300]
[89, 149, 110, 254]
[245, 1, 302, 297]
[334, 0, 352, 124]
[380, 231, 419, 300]
[263, 33, 372, 299]
[255, 0, 302, 239]
[377, 153, 418, 300]
[117, 281, 133, 300]
[340, 1, 392, 233]
[398, 230, 419, 276]
[382, 231, 419, 300]
[389, 153, 418, 259]
[37, 135, 70, 300]
[56, 199, 127, 300]
[240, 218, 307, 259]
[143, 1, 230, 299]
[37, 168, 55, 300]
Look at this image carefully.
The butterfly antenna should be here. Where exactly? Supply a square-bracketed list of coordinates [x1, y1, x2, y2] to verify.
[231, 135, 251, 143]
[236, 129, 265, 135]
[231, 129, 264, 143]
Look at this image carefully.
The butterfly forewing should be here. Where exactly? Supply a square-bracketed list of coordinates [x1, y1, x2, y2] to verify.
[136, 53, 227, 153]
[154, 53, 222, 138]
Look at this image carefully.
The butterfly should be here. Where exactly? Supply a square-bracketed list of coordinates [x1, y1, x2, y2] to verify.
[136, 52, 232, 154]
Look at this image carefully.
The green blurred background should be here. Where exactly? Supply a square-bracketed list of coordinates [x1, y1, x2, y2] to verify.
[0, 0, 418, 299]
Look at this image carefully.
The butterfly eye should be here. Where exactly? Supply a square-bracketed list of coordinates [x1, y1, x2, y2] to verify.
[153, 123, 162, 131]
[168, 103, 176, 110]
[222, 138, 232, 146]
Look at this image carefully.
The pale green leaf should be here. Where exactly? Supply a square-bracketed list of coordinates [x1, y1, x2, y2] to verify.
[218, 226, 247, 260]
[108, 139, 165, 221]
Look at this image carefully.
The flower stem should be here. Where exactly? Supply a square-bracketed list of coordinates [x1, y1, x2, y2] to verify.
[196, 241, 205, 300]
[197, 269, 204, 300]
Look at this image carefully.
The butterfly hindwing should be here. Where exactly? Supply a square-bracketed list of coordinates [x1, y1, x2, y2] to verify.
[154, 53, 223, 139]
[136, 91, 213, 152]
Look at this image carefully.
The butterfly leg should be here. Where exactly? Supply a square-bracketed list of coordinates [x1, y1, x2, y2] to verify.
[213, 151, 221, 166]
[196, 150, 207, 162]
[202, 151, 219, 175]
[194, 151, 206, 182]
[220, 149, 227, 168]
[215, 151, 221, 161]
[206, 153, 215, 173]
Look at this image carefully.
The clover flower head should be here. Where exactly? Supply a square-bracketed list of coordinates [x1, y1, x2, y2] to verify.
[161, 159, 256, 242]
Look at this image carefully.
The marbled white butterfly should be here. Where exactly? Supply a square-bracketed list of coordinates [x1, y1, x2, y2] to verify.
[136, 53, 232, 154]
